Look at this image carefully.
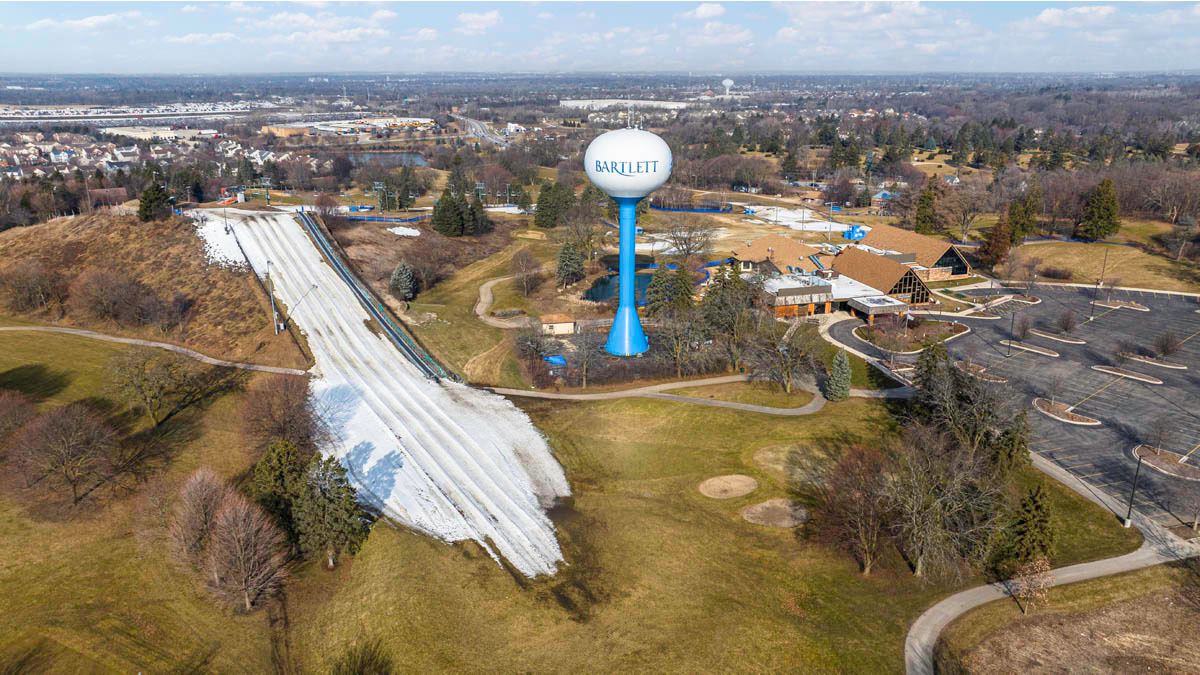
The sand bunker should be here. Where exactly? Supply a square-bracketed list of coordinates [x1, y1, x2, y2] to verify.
[698, 474, 758, 499]
[741, 499, 810, 527]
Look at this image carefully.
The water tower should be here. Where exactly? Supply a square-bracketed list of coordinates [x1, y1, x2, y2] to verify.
[584, 129, 673, 356]
[722, 78, 734, 96]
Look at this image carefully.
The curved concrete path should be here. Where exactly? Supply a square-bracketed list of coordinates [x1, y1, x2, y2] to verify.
[475, 275, 537, 329]
[904, 453, 1200, 674]
[0, 326, 308, 375]
[491, 372, 909, 414]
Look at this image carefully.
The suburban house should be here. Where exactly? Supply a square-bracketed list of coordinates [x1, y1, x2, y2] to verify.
[831, 246, 932, 307]
[730, 234, 826, 276]
[540, 314, 577, 336]
[855, 222, 971, 281]
[870, 190, 895, 209]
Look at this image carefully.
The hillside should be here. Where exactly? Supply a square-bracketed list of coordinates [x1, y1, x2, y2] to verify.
[0, 213, 305, 369]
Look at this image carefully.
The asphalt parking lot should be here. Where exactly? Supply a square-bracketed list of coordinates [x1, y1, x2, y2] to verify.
[947, 286, 1200, 528]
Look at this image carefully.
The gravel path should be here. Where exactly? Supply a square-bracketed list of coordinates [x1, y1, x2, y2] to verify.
[0, 326, 307, 375]
[475, 275, 536, 329]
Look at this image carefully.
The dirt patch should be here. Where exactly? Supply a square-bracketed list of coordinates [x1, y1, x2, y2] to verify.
[741, 498, 809, 527]
[1033, 398, 1101, 426]
[698, 475, 758, 499]
[463, 338, 511, 385]
[752, 444, 804, 483]
[959, 589, 1200, 674]
[1092, 365, 1163, 384]
[1134, 445, 1200, 481]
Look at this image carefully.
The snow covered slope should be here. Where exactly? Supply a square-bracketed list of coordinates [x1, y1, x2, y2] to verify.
[200, 209, 570, 577]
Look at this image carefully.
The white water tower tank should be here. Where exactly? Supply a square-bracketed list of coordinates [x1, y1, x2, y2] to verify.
[583, 129, 673, 199]
[722, 78, 734, 96]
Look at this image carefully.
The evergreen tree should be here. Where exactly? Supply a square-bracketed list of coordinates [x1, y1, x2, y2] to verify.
[913, 188, 940, 234]
[991, 410, 1032, 477]
[826, 350, 851, 402]
[1004, 484, 1056, 568]
[978, 212, 1013, 268]
[1076, 178, 1120, 240]
[534, 181, 559, 228]
[780, 152, 799, 178]
[293, 455, 370, 569]
[643, 263, 675, 317]
[137, 179, 171, 222]
[389, 262, 417, 300]
[432, 188, 461, 236]
[251, 440, 307, 545]
[556, 243, 585, 287]
[513, 184, 532, 211]
[468, 194, 491, 234]
[670, 267, 696, 313]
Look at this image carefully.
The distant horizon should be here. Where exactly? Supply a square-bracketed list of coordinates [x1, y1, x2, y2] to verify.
[2, 2, 1200, 74]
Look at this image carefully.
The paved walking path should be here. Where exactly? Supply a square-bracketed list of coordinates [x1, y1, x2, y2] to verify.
[491, 371, 909, 414]
[475, 275, 537, 329]
[0, 326, 308, 375]
[903, 453, 1200, 675]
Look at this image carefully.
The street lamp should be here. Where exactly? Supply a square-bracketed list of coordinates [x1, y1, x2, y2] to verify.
[1124, 453, 1144, 528]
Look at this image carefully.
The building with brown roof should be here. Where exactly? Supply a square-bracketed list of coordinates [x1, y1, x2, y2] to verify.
[856, 222, 971, 281]
[540, 314, 577, 336]
[831, 246, 931, 306]
[730, 234, 824, 276]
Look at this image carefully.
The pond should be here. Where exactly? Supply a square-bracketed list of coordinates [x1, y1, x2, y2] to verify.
[583, 273, 654, 305]
[341, 152, 428, 167]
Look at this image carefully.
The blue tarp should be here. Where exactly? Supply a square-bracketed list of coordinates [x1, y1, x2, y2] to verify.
[543, 355, 567, 366]
[345, 214, 430, 223]
[648, 203, 733, 214]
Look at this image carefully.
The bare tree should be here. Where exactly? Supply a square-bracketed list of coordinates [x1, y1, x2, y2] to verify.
[1155, 331, 1182, 358]
[661, 215, 716, 263]
[1016, 254, 1042, 292]
[655, 308, 708, 379]
[15, 403, 115, 503]
[169, 468, 232, 577]
[510, 249, 540, 297]
[806, 445, 890, 575]
[573, 330, 606, 389]
[1147, 415, 1172, 456]
[0, 390, 35, 445]
[1011, 556, 1054, 615]
[563, 207, 600, 263]
[1044, 373, 1065, 407]
[939, 179, 992, 243]
[106, 348, 195, 426]
[242, 374, 327, 453]
[206, 492, 288, 612]
[1144, 172, 1200, 225]
[514, 327, 554, 362]
[1175, 486, 1200, 533]
[0, 261, 66, 314]
[745, 319, 821, 394]
[1014, 314, 1033, 340]
[1104, 277, 1122, 302]
[1057, 310, 1078, 335]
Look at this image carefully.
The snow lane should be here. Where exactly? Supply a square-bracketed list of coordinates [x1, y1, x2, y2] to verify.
[208, 209, 569, 576]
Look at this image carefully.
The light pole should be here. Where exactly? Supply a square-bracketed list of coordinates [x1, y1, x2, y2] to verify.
[266, 260, 278, 335]
[1090, 247, 1110, 320]
[1008, 310, 1016, 357]
[1124, 453, 1144, 528]
[281, 284, 319, 331]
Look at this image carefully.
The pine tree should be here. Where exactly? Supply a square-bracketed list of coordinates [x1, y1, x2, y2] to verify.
[826, 350, 851, 402]
[556, 243, 584, 287]
[913, 188, 940, 234]
[469, 194, 491, 234]
[513, 185, 532, 211]
[1076, 178, 1120, 240]
[1005, 484, 1056, 567]
[293, 455, 370, 569]
[432, 188, 460, 236]
[1007, 199, 1034, 245]
[389, 262, 417, 300]
[644, 263, 675, 317]
[670, 267, 696, 313]
[780, 152, 799, 178]
[251, 440, 307, 545]
[978, 213, 1013, 268]
[137, 179, 171, 222]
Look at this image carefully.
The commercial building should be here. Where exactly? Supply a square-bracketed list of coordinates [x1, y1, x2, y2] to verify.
[855, 222, 971, 281]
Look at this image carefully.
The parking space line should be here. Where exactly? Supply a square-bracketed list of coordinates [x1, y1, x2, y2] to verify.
[1078, 472, 1107, 478]
[1070, 375, 1123, 409]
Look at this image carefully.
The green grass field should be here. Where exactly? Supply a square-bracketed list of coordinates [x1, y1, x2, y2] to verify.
[0, 327, 1143, 673]
[0, 332, 279, 672]
[670, 381, 816, 408]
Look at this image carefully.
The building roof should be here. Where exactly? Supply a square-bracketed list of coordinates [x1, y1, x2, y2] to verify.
[831, 246, 915, 295]
[856, 221, 955, 268]
[730, 234, 821, 266]
[540, 314, 575, 324]
[872, 190, 895, 200]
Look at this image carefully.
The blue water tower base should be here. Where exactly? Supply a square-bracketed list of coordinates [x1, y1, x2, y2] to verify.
[605, 196, 649, 356]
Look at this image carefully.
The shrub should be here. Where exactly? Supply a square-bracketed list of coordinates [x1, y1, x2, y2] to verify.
[1156, 331, 1182, 357]
[0, 261, 66, 313]
[1039, 266, 1072, 280]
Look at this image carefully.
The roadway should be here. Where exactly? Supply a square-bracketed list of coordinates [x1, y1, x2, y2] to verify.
[453, 114, 510, 147]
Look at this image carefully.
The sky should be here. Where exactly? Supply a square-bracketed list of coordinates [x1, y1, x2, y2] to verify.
[2, 1, 1200, 74]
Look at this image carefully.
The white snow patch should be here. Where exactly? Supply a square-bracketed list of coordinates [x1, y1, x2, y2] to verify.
[191, 212, 248, 268]
[485, 205, 524, 214]
[387, 226, 421, 237]
[199, 209, 570, 577]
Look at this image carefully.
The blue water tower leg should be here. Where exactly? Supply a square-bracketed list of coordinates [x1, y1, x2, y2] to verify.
[606, 197, 649, 356]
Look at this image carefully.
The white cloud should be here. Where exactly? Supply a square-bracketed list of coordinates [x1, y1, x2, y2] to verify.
[775, 26, 800, 41]
[225, 2, 262, 14]
[691, 21, 752, 46]
[26, 11, 144, 31]
[262, 12, 323, 30]
[577, 10, 596, 20]
[267, 27, 388, 43]
[621, 46, 650, 57]
[455, 10, 500, 35]
[179, 5, 199, 13]
[370, 9, 398, 23]
[1034, 5, 1117, 28]
[415, 27, 438, 41]
[682, 3, 725, 20]
[166, 32, 238, 44]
